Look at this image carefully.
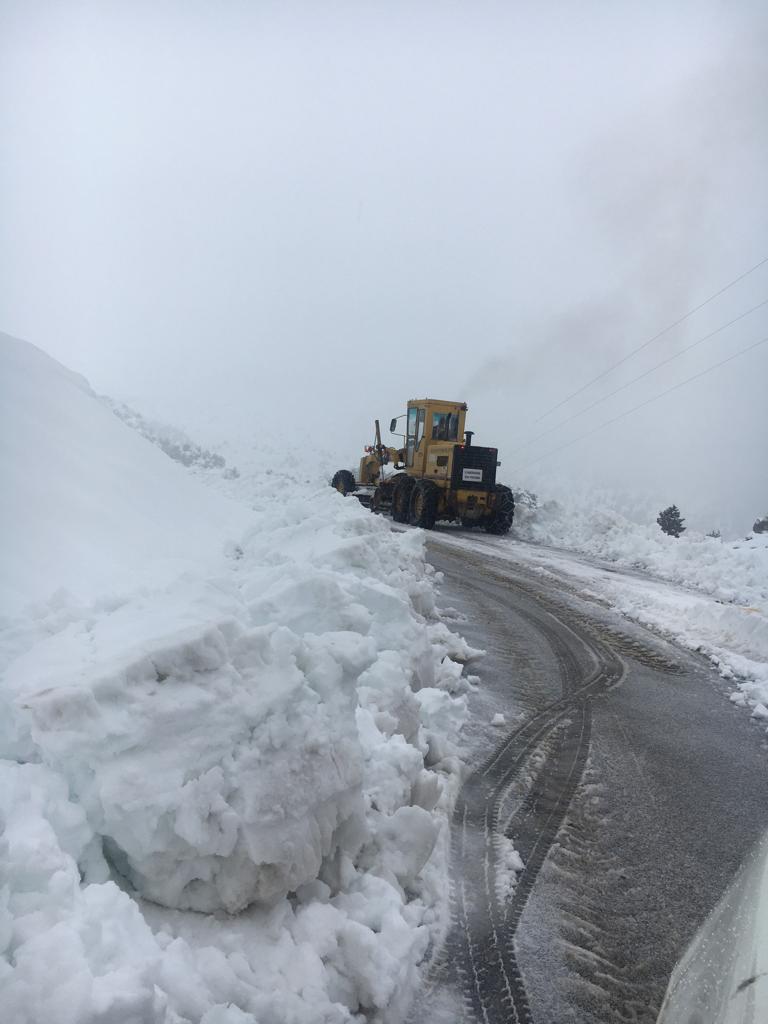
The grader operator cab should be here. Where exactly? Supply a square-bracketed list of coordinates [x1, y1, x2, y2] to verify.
[331, 398, 514, 533]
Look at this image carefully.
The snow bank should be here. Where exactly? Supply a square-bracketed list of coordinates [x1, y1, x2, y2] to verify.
[0, 335, 469, 1022]
[512, 493, 768, 716]
[515, 496, 768, 610]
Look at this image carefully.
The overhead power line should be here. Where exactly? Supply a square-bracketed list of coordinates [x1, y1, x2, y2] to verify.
[530, 254, 768, 426]
[515, 334, 768, 472]
[511, 296, 768, 455]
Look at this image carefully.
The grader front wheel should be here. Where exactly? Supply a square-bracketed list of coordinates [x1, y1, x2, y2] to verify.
[391, 476, 415, 523]
[331, 469, 356, 496]
[409, 480, 439, 530]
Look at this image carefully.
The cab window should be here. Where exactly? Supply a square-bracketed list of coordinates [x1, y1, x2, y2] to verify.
[408, 407, 418, 440]
[432, 412, 459, 441]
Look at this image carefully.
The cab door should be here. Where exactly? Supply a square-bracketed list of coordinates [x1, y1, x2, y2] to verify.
[406, 406, 428, 474]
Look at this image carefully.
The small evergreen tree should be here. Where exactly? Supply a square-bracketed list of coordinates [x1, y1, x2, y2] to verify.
[754, 514, 768, 535]
[657, 505, 686, 538]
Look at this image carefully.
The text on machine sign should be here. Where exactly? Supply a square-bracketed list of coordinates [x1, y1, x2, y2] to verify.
[462, 468, 483, 482]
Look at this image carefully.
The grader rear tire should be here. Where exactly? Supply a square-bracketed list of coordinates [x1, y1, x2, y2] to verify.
[483, 484, 515, 534]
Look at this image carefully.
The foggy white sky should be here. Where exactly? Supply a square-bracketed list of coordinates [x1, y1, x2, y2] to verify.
[1, 0, 766, 534]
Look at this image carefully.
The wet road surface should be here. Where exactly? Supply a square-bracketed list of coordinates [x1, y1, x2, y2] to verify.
[410, 535, 768, 1024]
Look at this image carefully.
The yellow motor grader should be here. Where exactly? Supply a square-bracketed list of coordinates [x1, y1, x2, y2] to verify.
[331, 398, 514, 533]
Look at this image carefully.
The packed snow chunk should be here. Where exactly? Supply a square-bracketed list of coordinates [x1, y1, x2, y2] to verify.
[410, 769, 442, 813]
[7, 587, 368, 914]
[491, 713, 506, 726]
[294, 870, 431, 1016]
[200, 1008, 258, 1024]
[413, 687, 467, 767]
[735, 676, 768, 713]
[0, 761, 165, 1024]
[356, 707, 426, 816]
[494, 834, 525, 902]
[372, 806, 439, 889]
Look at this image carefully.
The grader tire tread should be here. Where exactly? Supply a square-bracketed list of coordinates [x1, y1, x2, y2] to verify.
[409, 480, 439, 530]
[484, 484, 515, 534]
[331, 469, 357, 496]
[391, 475, 416, 523]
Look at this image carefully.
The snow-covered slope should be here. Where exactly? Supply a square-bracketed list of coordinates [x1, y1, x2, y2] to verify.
[0, 332, 250, 613]
[0, 335, 469, 1024]
[104, 397, 236, 475]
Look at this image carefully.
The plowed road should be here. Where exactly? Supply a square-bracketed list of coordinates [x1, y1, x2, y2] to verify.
[409, 532, 768, 1024]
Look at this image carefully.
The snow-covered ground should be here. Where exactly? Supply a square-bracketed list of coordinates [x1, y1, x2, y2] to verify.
[3, 331, 764, 1022]
[0, 334, 471, 1024]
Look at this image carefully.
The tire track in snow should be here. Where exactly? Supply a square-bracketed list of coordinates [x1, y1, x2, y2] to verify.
[416, 563, 625, 1023]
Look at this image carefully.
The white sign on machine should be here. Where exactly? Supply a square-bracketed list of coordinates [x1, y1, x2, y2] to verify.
[462, 468, 483, 483]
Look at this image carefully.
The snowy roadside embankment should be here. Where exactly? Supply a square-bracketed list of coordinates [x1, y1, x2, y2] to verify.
[515, 497, 768, 609]
[0, 334, 470, 1024]
[511, 495, 768, 717]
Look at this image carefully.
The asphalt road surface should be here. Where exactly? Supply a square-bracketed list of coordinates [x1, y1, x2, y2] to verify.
[409, 532, 768, 1024]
